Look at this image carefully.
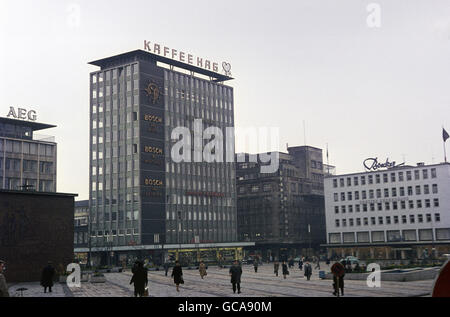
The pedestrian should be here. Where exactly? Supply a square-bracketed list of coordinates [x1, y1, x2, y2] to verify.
[282, 261, 289, 279]
[315, 256, 320, 270]
[331, 262, 346, 297]
[253, 258, 259, 273]
[163, 261, 170, 276]
[229, 260, 242, 294]
[41, 261, 55, 293]
[304, 261, 312, 280]
[326, 258, 330, 266]
[130, 261, 148, 297]
[0, 260, 9, 297]
[274, 261, 280, 277]
[298, 258, 303, 270]
[171, 261, 183, 292]
[199, 261, 207, 279]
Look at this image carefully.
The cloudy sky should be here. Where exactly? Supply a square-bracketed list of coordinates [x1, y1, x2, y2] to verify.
[1, 0, 450, 200]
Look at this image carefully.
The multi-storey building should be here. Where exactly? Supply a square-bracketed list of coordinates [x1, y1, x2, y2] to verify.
[0, 116, 56, 192]
[74, 199, 89, 249]
[236, 146, 328, 261]
[323, 162, 450, 260]
[84, 49, 253, 266]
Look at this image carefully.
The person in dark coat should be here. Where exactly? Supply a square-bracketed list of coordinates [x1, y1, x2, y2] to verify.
[331, 262, 346, 296]
[130, 261, 148, 297]
[171, 261, 183, 292]
[282, 261, 289, 279]
[253, 258, 259, 273]
[274, 261, 280, 277]
[0, 260, 9, 297]
[163, 262, 170, 276]
[41, 261, 55, 293]
[229, 260, 242, 294]
[298, 258, 303, 270]
[304, 261, 312, 280]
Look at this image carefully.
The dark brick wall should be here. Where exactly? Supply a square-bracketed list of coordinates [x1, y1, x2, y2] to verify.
[0, 191, 75, 282]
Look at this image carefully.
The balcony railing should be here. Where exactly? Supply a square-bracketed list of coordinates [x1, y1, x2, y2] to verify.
[33, 134, 55, 142]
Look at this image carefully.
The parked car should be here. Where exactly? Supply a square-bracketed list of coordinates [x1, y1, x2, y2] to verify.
[341, 256, 359, 265]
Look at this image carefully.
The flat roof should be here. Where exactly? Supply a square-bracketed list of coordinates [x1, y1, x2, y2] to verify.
[0, 117, 56, 131]
[0, 189, 78, 198]
[88, 49, 233, 82]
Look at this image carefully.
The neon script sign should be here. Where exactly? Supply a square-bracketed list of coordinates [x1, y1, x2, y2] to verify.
[363, 157, 405, 171]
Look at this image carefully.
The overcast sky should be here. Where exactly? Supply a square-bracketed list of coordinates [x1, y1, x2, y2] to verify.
[1, 0, 450, 200]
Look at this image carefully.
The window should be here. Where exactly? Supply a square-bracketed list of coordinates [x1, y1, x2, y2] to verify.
[400, 187, 405, 196]
[385, 202, 390, 210]
[333, 179, 338, 188]
[425, 199, 431, 208]
[417, 200, 422, 208]
[355, 204, 360, 212]
[347, 177, 351, 186]
[434, 198, 439, 207]
[407, 186, 413, 196]
[353, 177, 359, 186]
[398, 172, 404, 181]
[402, 215, 407, 224]
[334, 193, 339, 202]
[386, 216, 391, 224]
[369, 190, 374, 199]
[432, 184, 438, 194]
[406, 171, 412, 181]
[340, 178, 344, 187]
[371, 217, 376, 225]
[349, 219, 354, 226]
[341, 193, 345, 201]
[431, 168, 436, 178]
[418, 214, 423, 223]
[341, 206, 346, 213]
[376, 189, 381, 198]
[370, 203, 375, 211]
[334, 206, 339, 214]
[375, 174, 380, 184]
[392, 188, 397, 197]
[347, 192, 352, 201]
[355, 191, 360, 200]
[342, 219, 347, 227]
[415, 185, 421, 195]
[424, 184, 430, 194]
[426, 214, 432, 222]
[383, 173, 388, 183]
[410, 214, 415, 223]
[422, 169, 428, 179]
[361, 176, 366, 185]
[414, 170, 420, 180]
[390, 173, 396, 182]
[368, 175, 373, 184]
[394, 216, 399, 224]
[361, 190, 367, 199]
[363, 218, 368, 225]
[384, 188, 389, 198]
[356, 218, 361, 226]
[335, 219, 340, 227]
[378, 217, 383, 225]
[409, 200, 414, 209]
[435, 213, 440, 222]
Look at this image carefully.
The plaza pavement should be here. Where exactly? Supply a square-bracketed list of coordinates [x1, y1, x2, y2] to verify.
[7, 262, 434, 297]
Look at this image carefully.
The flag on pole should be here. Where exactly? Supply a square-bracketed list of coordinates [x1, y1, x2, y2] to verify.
[443, 128, 449, 142]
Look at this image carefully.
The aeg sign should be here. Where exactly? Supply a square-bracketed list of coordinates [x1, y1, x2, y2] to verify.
[6, 107, 37, 121]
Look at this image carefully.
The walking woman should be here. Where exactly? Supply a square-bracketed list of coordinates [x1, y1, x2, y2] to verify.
[171, 261, 184, 292]
[199, 261, 207, 279]
[282, 261, 289, 279]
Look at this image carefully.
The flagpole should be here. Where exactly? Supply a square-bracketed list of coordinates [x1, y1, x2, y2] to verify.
[444, 140, 447, 163]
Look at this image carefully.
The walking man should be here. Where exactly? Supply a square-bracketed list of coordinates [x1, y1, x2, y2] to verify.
[130, 261, 148, 297]
[41, 261, 55, 293]
[304, 261, 313, 281]
[282, 261, 289, 279]
[163, 261, 170, 276]
[0, 260, 9, 297]
[315, 256, 321, 270]
[274, 261, 280, 277]
[253, 257, 259, 273]
[199, 261, 207, 279]
[229, 260, 242, 294]
[331, 261, 346, 297]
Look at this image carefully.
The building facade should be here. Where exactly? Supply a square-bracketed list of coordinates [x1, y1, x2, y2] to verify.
[0, 117, 57, 192]
[323, 162, 450, 260]
[84, 49, 252, 266]
[236, 146, 328, 261]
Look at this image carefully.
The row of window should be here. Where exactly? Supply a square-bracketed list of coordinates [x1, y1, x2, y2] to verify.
[334, 198, 440, 213]
[0, 139, 55, 156]
[332, 168, 437, 188]
[333, 184, 439, 202]
[335, 213, 441, 227]
[0, 178, 54, 191]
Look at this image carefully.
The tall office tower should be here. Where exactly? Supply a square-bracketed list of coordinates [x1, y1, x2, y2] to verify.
[0, 115, 56, 192]
[87, 49, 245, 265]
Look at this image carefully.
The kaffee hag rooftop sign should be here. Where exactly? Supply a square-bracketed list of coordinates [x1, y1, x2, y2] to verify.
[143, 40, 232, 77]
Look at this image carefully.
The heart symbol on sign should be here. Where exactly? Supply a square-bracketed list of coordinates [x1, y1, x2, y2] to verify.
[222, 62, 231, 72]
